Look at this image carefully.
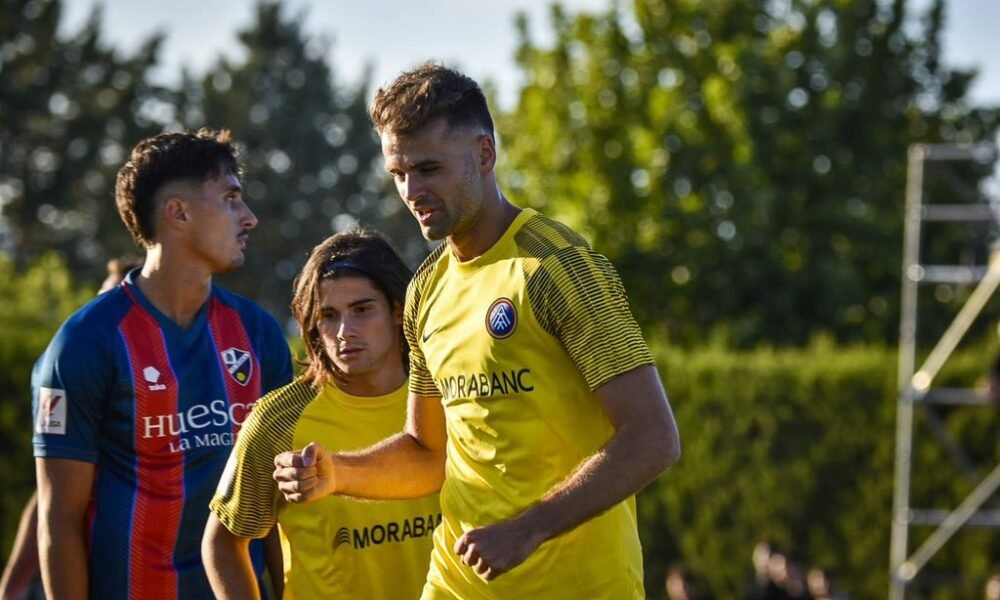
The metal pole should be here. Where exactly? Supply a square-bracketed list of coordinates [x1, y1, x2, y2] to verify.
[898, 461, 1000, 580]
[890, 144, 926, 600]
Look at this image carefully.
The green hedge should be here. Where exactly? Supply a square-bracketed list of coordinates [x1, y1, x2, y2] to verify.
[639, 340, 1000, 599]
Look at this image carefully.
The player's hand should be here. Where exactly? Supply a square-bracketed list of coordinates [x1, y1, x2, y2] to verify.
[272, 442, 335, 503]
[453, 517, 545, 581]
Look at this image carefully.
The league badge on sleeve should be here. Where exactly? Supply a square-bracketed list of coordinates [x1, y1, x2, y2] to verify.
[36, 387, 67, 435]
[221, 348, 253, 386]
[486, 298, 517, 339]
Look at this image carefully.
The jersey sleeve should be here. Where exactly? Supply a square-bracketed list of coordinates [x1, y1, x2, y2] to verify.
[530, 246, 654, 391]
[403, 271, 439, 398]
[32, 318, 110, 463]
[210, 380, 308, 538]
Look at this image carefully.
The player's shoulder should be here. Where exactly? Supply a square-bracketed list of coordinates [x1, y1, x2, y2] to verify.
[210, 285, 283, 332]
[52, 287, 132, 344]
[244, 377, 317, 430]
[514, 210, 594, 262]
[512, 211, 618, 286]
[411, 241, 449, 285]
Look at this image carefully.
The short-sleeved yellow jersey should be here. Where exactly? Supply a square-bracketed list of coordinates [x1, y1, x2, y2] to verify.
[210, 379, 440, 600]
[404, 208, 655, 599]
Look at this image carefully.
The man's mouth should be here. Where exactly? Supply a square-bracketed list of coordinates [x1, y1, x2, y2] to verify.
[414, 206, 435, 223]
[338, 347, 363, 358]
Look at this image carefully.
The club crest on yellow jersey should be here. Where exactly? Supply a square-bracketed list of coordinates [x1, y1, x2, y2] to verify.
[486, 298, 517, 339]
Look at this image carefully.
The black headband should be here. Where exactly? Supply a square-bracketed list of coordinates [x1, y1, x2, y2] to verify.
[321, 258, 371, 280]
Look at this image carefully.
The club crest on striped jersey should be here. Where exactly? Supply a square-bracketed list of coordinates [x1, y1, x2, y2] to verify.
[220, 348, 253, 386]
[486, 298, 517, 339]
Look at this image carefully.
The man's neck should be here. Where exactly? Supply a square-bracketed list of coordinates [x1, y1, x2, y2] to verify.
[449, 192, 520, 262]
[335, 364, 406, 398]
[134, 247, 213, 330]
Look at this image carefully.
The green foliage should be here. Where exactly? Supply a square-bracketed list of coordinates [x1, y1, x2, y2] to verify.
[1, 0, 429, 322]
[639, 340, 1000, 599]
[0, 253, 93, 557]
[0, 0, 167, 280]
[500, 0, 1000, 346]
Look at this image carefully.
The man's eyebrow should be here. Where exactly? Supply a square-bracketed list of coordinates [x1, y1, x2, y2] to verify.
[349, 297, 378, 308]
[320, 296, 378, 310]
[387, 159, 440, 172]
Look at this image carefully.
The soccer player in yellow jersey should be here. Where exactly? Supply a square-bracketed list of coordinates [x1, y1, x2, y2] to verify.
[203, 230, 440, 599]
[274, 63, 681, 599]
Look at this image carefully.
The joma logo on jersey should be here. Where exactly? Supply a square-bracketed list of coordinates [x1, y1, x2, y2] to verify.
[36, 387, 67, 435]
[220, 348, 253, 385]
[334, 513, 442, 551]
[486, 298, 517, 339]
[143, 366, 167, 392]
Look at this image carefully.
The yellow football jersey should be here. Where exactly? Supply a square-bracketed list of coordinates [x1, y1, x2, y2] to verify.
[211, 379, 440, 600]
[403, 208, 655, 599]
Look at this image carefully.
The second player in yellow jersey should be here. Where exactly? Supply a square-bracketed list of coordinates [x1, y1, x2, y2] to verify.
[204, 230, 439, 600]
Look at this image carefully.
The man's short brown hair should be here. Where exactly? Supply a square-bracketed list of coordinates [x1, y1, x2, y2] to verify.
[115, 129, 241, 247]
[370, 62, 494, 138]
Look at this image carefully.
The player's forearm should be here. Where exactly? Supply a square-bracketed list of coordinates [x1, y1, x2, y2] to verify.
[37, 508, 89, 600]
[262, 526, 284, 600]
[202, 517, 261, 600]
[518, 420, 679, 545]
[333, 431, 445, 500]
[0, 492, 40, 598]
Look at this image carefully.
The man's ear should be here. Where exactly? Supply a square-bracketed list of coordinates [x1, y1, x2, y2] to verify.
[477, 134, 496, 174]
[162, 195, 190, 228]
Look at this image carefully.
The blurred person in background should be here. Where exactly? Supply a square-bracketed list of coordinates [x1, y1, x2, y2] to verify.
[665, 564, 697, 600]
[986, 572, 1000, 600]
[746, 540, 784, 600]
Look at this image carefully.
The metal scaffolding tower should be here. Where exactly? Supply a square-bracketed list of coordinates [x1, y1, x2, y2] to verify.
[890, 143, 1000, 599]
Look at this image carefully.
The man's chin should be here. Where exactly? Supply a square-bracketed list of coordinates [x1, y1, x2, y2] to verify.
[420, 226, 447, 241]
[221, 256, 246, 272]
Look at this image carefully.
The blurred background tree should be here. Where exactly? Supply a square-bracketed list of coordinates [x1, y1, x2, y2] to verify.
[0, 0, 167, 283]
[500, 0, 1000, 347]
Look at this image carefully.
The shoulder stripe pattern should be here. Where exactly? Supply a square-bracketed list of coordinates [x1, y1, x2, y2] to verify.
[118, 304, 184, 600]
[516, 213, 654, 391]
[207, 298, 262, 436]
[210, 378, 316, 538]
[404, 243, 449, 398]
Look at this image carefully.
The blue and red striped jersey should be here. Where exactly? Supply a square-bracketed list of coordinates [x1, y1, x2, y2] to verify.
[32, 271, 293, 599]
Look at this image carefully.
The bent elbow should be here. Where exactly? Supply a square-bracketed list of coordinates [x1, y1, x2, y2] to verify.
[663, 434, 681, 468]
[651, 423, 681, 474]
